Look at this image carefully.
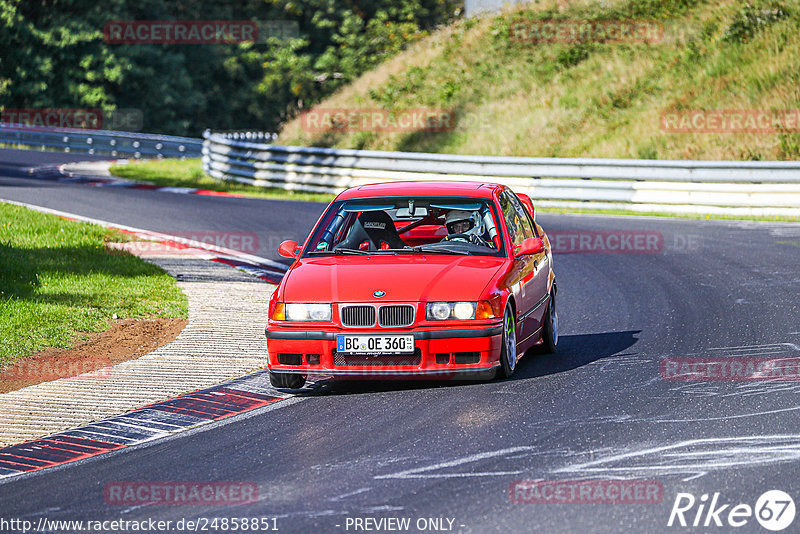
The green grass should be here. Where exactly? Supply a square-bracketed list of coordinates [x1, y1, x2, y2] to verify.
[278, 0, 800, 161]
[0, 203, 188, 365]
[109, 159, 335, 203]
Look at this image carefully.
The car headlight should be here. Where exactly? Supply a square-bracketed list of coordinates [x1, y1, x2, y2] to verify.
[453, 302, 475, 320]
[427, 301, 479, 320]
[428, 302, 452, 320]
[284, 303, 332, 322]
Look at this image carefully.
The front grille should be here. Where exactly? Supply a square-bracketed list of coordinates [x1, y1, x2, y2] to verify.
[334, 349, 422, 367]
[378, 305, 415, 327]
[341, 305, 376, 327]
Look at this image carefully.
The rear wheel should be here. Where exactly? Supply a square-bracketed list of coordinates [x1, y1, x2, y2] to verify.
[541, 290, 558, 354]
[498, 304, 517, 379]
[269, 371, 306, 389]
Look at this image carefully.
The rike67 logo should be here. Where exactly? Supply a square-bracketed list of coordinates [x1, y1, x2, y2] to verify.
[668, 490, 796, 531]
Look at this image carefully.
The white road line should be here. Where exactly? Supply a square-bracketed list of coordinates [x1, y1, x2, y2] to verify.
[555, 435, 800, 477]
[329, 487, 371, 501]
[702, 343, 800, 355]
[374, 446, 534, 480]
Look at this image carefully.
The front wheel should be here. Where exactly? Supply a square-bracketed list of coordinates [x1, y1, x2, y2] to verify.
[498, 304, 517, 379]
[541, 290, 558, 354]
[269, 371, 306, 389]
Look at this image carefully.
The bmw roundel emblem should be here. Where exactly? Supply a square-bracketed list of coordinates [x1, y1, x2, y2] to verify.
[373, 290, 386, 298]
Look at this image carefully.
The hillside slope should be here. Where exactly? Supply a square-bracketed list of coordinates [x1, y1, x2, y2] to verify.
[278, 0, 800, 160]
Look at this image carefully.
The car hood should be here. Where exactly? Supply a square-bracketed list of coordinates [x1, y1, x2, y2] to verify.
[282, 255, 506, 303]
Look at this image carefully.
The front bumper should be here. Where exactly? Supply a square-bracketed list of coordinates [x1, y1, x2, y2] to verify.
[265, 323, 503, 378]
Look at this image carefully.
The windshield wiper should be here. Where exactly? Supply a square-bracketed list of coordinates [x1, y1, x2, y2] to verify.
[308, 248, 370, 255]
[332, 248, 371, 255]
[312, 246, 469, 256]
[410, 245, 470, 255]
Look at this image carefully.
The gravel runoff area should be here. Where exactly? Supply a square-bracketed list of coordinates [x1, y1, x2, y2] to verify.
[0, 243, 275, 447]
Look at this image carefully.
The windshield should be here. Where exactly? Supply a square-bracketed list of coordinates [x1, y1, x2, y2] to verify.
[303, 196, 505, 257]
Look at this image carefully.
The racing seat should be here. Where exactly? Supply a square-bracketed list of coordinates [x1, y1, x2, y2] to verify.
[336, 211, 407, 251]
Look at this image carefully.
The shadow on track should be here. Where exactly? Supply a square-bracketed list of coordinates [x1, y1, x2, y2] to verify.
[311, 330, 641, 396]
[0, 163, 36, 178]
[512, 329, 641, 380]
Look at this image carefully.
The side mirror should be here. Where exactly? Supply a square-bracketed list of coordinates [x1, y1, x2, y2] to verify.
[515, 237, 544, 257]
[517, 193, 535, 220]
[278, 240, 300, 259]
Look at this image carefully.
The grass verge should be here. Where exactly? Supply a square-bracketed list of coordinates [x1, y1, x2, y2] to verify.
[109, 158, 335, 203]
[0, 203, 188, 365]
[278, 0, 800, 161]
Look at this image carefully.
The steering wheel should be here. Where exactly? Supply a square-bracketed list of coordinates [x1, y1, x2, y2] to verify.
[444, 232, 471, 243]
[444, 233, 491, 247]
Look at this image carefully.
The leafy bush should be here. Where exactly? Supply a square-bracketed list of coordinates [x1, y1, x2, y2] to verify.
[0, 0, 461, 136]
[723, 1, 789, 43]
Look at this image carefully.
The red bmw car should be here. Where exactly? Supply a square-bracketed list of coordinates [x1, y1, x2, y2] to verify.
[265, 181, 557, 388]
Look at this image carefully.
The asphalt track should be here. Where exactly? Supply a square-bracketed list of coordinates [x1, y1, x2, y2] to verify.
[2, 148, 800, 533]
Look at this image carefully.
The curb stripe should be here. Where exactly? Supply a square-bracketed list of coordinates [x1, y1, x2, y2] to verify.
[0, 459, 43, 469]
[0, 201, 300, 481]
[0, 438, 124, 476]
[209, 258, 284, 284]
[0, 371, 300, 480]
[30, 164, 248, 198]
[0, 455, 50, 467]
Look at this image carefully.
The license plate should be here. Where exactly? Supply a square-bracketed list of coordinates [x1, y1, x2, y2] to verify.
[336, 335, 414, 355]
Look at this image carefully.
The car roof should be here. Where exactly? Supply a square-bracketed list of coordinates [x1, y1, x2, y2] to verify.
[335, 181, 503, 201]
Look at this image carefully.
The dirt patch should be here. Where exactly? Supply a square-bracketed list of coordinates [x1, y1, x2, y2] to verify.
[0, 318, 188, 394]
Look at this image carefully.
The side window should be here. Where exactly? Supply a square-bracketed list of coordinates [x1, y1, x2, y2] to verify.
[500, 191, 534, 247]
[517, 196, 539, 237]
[499, 192, 518, 245]
[510, 193, 535, 240]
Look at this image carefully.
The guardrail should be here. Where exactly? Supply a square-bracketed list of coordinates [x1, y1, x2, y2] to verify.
[0, 123, 202, 159]
[203, 131, 800, 216]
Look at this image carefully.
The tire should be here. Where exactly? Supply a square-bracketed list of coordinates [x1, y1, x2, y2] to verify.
[541, 290, 558, 354]
[269, 371, 306, 389]
[498, 304, 517, 379]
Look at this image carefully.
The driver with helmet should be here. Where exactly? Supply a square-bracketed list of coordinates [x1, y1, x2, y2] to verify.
[443, 209, 491, 247]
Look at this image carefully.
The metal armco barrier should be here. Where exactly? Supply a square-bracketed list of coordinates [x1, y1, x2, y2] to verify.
[203, 131, 800, 216]
[0, 123, 202, 159]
